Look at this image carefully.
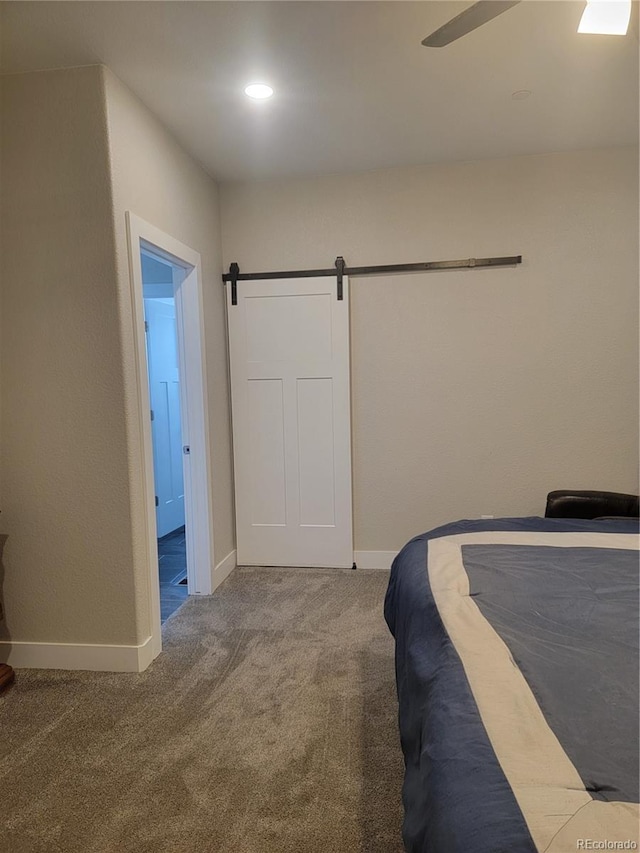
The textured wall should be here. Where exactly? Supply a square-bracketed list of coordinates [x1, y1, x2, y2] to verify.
[0, 66, 138, 644]
[220, 148, 639, 550]
[103, 68, 235, 631]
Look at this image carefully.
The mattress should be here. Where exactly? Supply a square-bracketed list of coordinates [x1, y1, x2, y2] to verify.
[384, 516, 639, 853]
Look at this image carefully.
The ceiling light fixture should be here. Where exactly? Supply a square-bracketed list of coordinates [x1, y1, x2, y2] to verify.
[244, 83, 274, 100]
[578, 0, 632, 35]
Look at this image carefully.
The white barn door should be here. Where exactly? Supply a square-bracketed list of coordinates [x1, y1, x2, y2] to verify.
[227, 276, 353, 568]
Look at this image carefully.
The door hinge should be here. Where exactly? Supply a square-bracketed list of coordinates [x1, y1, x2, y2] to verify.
[150, 409, 154, 421]
[155, 496, 159, 507]
[144, 320, 149, 333]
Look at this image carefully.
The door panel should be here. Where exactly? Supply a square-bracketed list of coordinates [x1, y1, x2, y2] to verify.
[144, 298, 185, 538]
[245, 293, 333, 363]
[248, 378, 287, 526]
[228, 277, 352, 568]
[297, 377, 335, 526]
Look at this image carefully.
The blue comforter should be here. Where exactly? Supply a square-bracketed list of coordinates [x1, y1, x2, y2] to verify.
[384, 517, 639, 853]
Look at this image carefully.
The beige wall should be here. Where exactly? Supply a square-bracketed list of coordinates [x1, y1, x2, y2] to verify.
[220, 148, 639, 551]
[103, 68, 235, 641]
[0, 65, 235, 656]
[0, 66, 138, 645]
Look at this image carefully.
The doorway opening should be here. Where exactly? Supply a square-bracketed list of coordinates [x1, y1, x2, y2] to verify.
[127, 212, 215, 661]
[141, 251, 188, 622]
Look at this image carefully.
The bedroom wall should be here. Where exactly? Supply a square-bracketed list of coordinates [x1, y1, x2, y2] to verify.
[102, 67, 235, 637]
[219, 147, 639, 552]
[0, 66, 139, 650]
[0, 64, 235, 667]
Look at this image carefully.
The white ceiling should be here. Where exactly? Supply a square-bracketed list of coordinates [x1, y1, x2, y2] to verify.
[1, 1, 638, 182]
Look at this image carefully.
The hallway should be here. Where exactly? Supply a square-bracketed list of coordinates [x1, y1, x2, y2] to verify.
[158, 527, 188, 623]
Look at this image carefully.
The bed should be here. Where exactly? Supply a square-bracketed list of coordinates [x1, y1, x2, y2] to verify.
[384, 515, 639, 853]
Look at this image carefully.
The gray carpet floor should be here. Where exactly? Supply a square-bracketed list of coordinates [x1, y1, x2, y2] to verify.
[0, 567, 405, 853]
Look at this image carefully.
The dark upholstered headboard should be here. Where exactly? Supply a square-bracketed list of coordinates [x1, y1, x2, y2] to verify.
[545, 490, 639, 519]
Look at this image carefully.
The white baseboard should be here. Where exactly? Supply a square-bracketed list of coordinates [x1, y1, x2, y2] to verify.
[0, 635, 156, 673]
[212, 549, 236, 591]
[354, 550, 398, 571]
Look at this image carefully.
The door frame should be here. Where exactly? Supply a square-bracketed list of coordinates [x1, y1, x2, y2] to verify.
[126, 212, 214, 656]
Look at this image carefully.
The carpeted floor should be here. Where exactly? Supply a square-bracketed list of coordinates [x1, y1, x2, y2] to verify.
[0, 567, 405, 853]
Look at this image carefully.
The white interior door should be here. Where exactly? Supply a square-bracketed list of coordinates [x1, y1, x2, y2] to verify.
[227, 276, 353, 568]
[144, 298, 185, 538]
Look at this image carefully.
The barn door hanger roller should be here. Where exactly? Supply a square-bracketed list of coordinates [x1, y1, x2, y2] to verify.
[223, 254, 522, 305]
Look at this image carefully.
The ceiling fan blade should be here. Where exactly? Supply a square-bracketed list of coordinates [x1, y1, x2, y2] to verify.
[422, 1, 521, 47]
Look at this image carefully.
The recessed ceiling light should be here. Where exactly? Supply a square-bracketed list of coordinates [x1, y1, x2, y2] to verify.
[244, 83, 274, 100]
[512, 89, 532, 100]
[578, 0, 631, 35]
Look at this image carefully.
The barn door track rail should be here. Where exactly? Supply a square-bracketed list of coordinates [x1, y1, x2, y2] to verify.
[223, 254, 522, 305]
